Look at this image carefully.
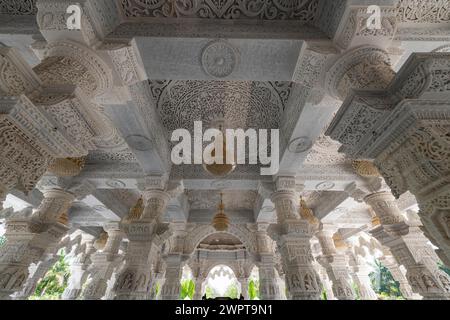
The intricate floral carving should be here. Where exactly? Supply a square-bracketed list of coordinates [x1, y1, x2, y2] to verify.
[152, 80, 287, 132]
[201, 40, 237, 78]
[120, 0, 320, 21]
[0, 0, 36, 15]
[397, 0, 450, 23]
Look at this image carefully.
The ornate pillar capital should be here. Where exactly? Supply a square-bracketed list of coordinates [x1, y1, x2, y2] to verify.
[325, 46, 395, 100]
[33, 41, 113, 98]
[33, 188, 75, 224]
[270, 190, 300, 223]
[0, 47, 42, 96]
[364, 191, 405, 226]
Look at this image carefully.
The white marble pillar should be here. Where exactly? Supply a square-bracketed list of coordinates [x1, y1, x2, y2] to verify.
[113, 180, 172, 300]
[316, 227, 355, 300]
[0, 186, 6, 212]
[256, 225, 282, 300]
[347, 250, 378, 300]
[325, 52, 450, 268]
[379, 255, 421, 300]
[104, 257, 127, 300]
[160, 254, 183, 300]
[62, 235, 96, 300]
[313, 261, 335, 300]
[13, 253, 59, 300]
[0, 189, 74, 299]
[193, 277, 205, 300]
[366, 191, 450, 299]
[270, 177, 322, 300]
[83, 223, 124, 300]
[238, 277, 249, 300]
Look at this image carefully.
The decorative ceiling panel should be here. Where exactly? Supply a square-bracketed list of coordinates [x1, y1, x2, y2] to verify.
[150, 80, 291, 132]
[0, 0, 36, 15]
[120, 0, 320, 21]
[187, 189, 257, 210]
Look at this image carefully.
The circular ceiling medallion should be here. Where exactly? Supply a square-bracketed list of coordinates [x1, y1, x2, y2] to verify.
[125, 134, 153, 151]
[105, 179, 126, 188]
[202, 40, 237, 78]
[288, 136, 312, 153]
[315, 181, 335, 190]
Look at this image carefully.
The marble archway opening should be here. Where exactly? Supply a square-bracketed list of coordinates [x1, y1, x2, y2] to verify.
[204, 265, 240, 300]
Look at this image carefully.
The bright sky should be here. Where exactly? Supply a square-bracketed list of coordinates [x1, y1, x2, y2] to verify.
[207, 265, 237, 296]
[1, 194, 33, 236]
[3, 194, 31, 211]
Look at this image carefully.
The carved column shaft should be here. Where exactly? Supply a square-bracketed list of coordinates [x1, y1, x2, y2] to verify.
[271, 184, 323, 300]
[193, 277, 205, 300]
[160, 255, 182, 300]
[113, 186, 171, 300]
[347, 251, 378, 300]
[13, 254, 58, 300]
[0, 189, 73, 299]
[316, 229, 355, 300]
[62, 237, 96, 300]
[379, 256, 420, 300]
[0, 186, 7, 211]
[367, 191, 450, 299]
[256, 228, 282, 300]
[83, 225, 124, 300]
[238, 277, 249, 300]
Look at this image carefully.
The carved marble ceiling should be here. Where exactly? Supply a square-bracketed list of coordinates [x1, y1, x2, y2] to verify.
[2, 0, 449, 24]
[149, 80, 292, 132]
[0, 0, 36, 15]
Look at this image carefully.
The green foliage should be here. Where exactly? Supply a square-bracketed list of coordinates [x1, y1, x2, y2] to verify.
[438, 262, 450, 276]
[369, 259, 404, 300]
[29, 250, 70, 300]
[153, 282, 160, 299]
[321, 288, 328, 300]
[180, 279, 195, 300]
[0, 235, 6, 247]
[205, 285, 217, 299]
[224, 283, 239, 299]
[248, 279, 260, 300]
[352, 282, 361, 300]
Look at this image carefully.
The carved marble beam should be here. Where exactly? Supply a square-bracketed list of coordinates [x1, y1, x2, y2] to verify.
[105, 82, 171, 176]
